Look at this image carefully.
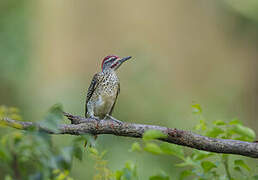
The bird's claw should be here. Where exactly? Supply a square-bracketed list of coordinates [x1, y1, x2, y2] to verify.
[90, 115, 100, 121]
[105, 114, 123, 125]
[104, 114, 113, 120]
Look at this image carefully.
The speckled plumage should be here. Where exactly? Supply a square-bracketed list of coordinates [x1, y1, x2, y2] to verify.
[85, 69, 120, 119]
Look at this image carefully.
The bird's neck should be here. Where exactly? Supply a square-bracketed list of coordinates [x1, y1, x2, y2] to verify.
[102, 68, 116, 75]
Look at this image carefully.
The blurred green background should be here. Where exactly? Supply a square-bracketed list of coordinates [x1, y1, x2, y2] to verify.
[1, 0, 258, 179]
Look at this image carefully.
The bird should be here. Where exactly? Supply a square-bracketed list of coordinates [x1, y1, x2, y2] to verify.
[84, 55, 132, 146]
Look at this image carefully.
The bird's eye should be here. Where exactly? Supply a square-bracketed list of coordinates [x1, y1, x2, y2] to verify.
[105, 57, 116, 64]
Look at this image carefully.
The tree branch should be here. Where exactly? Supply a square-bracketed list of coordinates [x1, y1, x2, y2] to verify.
[1, 112, 258, 158]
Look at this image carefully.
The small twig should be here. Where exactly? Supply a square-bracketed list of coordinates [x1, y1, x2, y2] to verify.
[222, 155, 232, 180]
[12, 153, 21, 180]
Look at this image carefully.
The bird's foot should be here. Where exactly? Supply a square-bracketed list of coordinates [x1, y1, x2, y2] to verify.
[89, 115, 100, 121]
[105, 114, 123, 125]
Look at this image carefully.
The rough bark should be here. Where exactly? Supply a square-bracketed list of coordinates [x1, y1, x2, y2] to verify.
[1, 112, 258, 158]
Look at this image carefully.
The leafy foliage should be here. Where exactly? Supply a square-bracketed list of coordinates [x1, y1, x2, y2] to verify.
[0, 104, 258, 180]
[114, 161, 139, 180]
[0, 105, 78, 180]
[143, 130, 167, 140]
[129, 104, 258, 180]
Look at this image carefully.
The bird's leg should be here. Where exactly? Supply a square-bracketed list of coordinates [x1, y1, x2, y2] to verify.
[105, 114, 123, 125]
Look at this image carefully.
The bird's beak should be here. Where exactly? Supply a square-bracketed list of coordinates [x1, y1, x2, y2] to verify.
[118, 56, 132, 64]
[111, 56, 132, 70]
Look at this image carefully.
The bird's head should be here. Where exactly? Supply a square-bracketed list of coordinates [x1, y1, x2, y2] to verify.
[101, 55, 132, 71]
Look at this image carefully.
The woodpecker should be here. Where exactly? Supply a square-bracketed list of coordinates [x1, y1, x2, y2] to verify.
[85, 55, 132, 121]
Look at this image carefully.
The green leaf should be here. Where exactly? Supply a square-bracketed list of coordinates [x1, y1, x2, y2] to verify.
[149, 171, 170, 180]
[0, 149, 7, 160]
[0, 106, 7, 116]
[99, 150, 107, 159]
[229, 119, 242, 125]
[195, 119, 207, 131]
[160, 143, 184, 160]
[144, 143, 163, 154]
[234, 166, 242, 173]
[61, 147, 73, 163]
[121, 161, 138, 180]
[39, 104, 64, 133]
[4, 175, 12, 180]
[125, 161, 136, 171]
[88, 147, 98, 155]
[201, 161, 217, 173]
[176, 156, 196, 167]
[232, 124, 256, 141]
[234, 159, 251, 172]
[123, 169, 134, 180]
[192, 151, 213, 161]
[143, 130, 167, 140]
[130, 142, 142, 152]
[115, 170, 123, 180]
[48, 104, 64, 117]
[73, 146, 83, 161]
[179, 170, 193, 180]
[206, 127, 224, 138]
[213, 120, 227, 126]
[192, 104, 202, 114]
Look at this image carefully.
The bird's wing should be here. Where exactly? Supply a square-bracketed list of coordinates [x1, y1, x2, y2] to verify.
[85, 73, 102, 117]
[109, 82, 120, 116]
